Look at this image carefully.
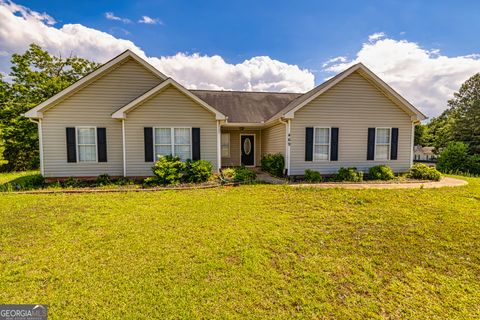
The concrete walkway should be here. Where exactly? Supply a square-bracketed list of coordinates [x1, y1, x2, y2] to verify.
[290, 177, 467, 189]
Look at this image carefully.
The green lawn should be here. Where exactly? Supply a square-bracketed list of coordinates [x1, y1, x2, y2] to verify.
[0, 173, 479, 319]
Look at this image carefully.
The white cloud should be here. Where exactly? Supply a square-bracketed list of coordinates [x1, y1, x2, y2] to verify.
[0, 0, 314, 93]
[323, 33, 480, 117]
[368, 32, 385, 43]
[138, 15, 162, 25]
[105, 12, 131, 24]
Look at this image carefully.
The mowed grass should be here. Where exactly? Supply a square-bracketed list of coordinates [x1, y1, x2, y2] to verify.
[0, 173, 479, 319]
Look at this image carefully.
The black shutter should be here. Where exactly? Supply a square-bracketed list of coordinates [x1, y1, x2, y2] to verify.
[305, 127, 314, 161]
[330, 127, 339, 161]
[367, 128, 376, 160]
[144, 127, 153, 162]
[97, 128, 107, 162]
[66, 127, 76, 163]
[391, 128, 399, 160]
[192, 128, 201, 160]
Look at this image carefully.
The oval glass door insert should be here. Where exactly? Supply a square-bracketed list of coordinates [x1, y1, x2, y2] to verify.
[244, 137, 252, 155]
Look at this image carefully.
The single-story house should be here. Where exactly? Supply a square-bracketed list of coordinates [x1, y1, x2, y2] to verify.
[414, 145, 437, 162]
[24, 50, 427, 178]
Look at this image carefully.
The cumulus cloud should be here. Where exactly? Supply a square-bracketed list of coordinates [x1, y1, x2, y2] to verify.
[105, 12, 131, 24]
[323, 34, 480, 117]
[0, 0, 314, 92]
[138, 16, 162, 25]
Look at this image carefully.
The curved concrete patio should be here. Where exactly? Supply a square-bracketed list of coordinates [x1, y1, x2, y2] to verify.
[290, 177, 468, 189]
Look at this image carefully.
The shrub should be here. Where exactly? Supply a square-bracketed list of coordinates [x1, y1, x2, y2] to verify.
[221, 168, 236, 179]
[233, 166, 256, 183]
[334, 167, 364, 182]
[261, 153, 285, 177]
[96, 174, 112, 186]
[143, 177, 159, 187]
[152, 155, 187, 185]
[437, 142, 480, 175]
[408, 163, 441, 181]
[62, 177, 83, 188]
[185, 159, 213, 183]
[304, 169, 323, 183]
[368, 165, 395, 180]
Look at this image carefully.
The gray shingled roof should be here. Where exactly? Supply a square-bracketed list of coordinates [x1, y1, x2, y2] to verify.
[191, 90, 303, 123]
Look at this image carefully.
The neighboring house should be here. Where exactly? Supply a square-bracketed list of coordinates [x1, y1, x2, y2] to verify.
[24, 50, 427, 178]
[414, 145, 437, 162]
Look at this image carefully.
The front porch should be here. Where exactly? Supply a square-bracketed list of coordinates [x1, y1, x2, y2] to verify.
[220, 128, 262, 167]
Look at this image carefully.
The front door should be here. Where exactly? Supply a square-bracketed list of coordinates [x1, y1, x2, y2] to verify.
[241, 135, 255, 166]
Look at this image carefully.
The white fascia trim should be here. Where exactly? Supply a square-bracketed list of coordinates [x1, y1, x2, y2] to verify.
[280, 63, 427, 122]
[111, 78, 226, 120]
[24, 50, 167, 119]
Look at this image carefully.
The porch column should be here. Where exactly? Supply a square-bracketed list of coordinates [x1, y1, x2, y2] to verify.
[216, 120, 222, 171]
[286, 119, 291, 175]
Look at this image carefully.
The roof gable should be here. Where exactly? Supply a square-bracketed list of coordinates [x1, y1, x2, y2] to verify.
[268, 63, 427, 122]
[24, 50, 167, 118]
[112, 78, 226, 120]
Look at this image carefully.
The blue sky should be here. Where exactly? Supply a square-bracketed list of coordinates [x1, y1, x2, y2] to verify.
[2, 0, 480, 116]
[16, 0, 480, 78]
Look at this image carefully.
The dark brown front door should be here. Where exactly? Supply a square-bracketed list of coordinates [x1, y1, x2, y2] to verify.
[241, 135, 254, 166]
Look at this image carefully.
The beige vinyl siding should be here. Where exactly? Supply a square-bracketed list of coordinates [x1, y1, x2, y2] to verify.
[125, 86, 218, 176]
[41, 58, 162, 177]
[261, 122, 286, 156]
[221, 129, 261, 167]
[290, 71, 413, 175]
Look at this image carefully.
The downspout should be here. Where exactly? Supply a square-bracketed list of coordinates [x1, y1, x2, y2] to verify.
[279, 118, 291, 176]
[122, 119, 126, 177]
[30, 118, 44, 176]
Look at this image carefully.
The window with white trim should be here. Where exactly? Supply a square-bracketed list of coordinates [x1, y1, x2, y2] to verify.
[154, 127, 191, 161]
[221, 133, 230, 157]
[314, 127, 330, 161]
[77, 127, 97, 162]
[375, 128, 391, 160]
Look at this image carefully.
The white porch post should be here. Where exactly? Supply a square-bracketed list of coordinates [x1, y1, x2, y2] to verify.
[286, 119, 291, 175]
[122, 119, 126, 177]
[216, 120, 222, 171]
[38, 119, 44, 176]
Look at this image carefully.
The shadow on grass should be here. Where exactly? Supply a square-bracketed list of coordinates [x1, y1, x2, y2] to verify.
[0, 173, 44, 192]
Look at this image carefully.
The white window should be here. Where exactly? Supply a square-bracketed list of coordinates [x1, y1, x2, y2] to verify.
[314, 127, 330, 161]
[221, 133, 230, 157]
[154, 127, 191, 161]
[77, 127, 97, 162]
[375, 128, 391, 160]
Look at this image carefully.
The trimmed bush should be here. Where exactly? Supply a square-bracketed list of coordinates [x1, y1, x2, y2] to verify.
[408, 163, 441, 181]
[185, 159, 213, 183]
[152, 155, 187, 185]
[261, 153, 285, 177]
[233, 166, 256, 183]
[304, 169, 323, 183]
[437, 142, 480, 175]
[368, 165, 395, 181]
[334, 167, 364, 182]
